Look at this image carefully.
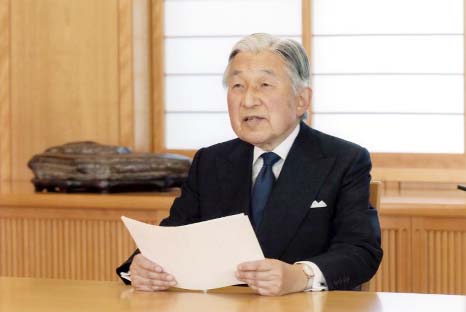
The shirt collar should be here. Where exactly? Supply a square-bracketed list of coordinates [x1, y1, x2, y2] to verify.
[253, 123, 301, 164]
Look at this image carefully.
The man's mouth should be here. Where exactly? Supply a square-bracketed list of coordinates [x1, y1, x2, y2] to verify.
[243, 116, 264, 122]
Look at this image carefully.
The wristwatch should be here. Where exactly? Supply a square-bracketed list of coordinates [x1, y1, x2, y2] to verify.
[301, 263, 314, 277]
[298, 263, 314, 288]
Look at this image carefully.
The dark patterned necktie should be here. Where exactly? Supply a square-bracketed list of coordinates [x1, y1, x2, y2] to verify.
[251, 152, 281, 228]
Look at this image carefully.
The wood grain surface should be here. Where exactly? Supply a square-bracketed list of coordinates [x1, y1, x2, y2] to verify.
[1, 277, 465, 312]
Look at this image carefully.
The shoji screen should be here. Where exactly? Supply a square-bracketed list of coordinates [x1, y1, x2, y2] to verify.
[164, 0, 302, 149]
[311, 0, 464, 153]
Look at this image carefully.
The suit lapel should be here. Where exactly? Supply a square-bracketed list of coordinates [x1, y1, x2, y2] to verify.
[256, 123, 336, 259]
[215, 140, 253, 217]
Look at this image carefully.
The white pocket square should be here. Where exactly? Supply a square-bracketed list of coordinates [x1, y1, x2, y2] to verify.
[310, 200, 327, 208]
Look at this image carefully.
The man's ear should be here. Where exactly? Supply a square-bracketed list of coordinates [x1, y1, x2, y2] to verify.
[296, 87, 312, 116]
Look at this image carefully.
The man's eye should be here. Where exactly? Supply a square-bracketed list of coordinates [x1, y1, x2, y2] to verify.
[232, 84, 242, 88]
[261, 83, 271, 87]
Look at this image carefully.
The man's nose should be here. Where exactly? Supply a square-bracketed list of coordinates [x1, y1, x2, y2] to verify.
[243, 87, 259, 108]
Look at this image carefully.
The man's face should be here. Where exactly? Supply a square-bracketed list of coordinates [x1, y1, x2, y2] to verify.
[226, 51, 310, 151]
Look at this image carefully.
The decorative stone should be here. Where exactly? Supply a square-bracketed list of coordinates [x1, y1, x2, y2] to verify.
[28, 141, 191, 193]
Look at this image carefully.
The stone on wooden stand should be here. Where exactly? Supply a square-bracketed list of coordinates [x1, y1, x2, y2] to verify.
[28, 141, 191, 193]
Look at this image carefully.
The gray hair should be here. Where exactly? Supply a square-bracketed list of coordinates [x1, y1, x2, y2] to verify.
[222, 33, 311, 94]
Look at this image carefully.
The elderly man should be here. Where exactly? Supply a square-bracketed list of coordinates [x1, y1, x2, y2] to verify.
[117, 33, 382, 296]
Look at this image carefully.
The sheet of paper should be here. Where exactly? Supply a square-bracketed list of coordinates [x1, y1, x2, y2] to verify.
[121, 214, 264, 290]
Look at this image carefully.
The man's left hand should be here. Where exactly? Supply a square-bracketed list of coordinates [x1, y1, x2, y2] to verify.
[235, 259, 308, 296]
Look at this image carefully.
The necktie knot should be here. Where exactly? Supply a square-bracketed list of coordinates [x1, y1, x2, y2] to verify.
[261, 152, 280, 167]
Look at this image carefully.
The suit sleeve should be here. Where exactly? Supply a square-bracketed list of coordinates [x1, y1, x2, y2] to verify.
[308, 147, 383, 290]
[159, 148, 205, 226]
[115, 148, 205, 283]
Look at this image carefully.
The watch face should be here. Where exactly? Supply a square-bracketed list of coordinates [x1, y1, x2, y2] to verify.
[302, 264, 313, 278]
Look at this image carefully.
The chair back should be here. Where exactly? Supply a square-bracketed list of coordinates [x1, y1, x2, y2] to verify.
[369, 180, 382, 210]
[360, 180, 382, 291]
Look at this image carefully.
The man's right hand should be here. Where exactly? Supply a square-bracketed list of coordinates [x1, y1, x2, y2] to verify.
[129, 254, 177, 291]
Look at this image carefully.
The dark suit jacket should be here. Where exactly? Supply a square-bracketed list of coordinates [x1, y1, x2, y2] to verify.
[117, 122, 383, 290]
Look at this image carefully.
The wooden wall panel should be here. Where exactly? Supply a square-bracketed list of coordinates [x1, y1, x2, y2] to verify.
[0, 0, 11, 185]
[368, 216, 412, 292]
[302, 0, 312, 124]
[133, 0, 152, 152]
[0, 0, 136, 184]
[412, 217, 466, 295]
[118, 0, 135, 149]
[151, 0, 165, 153]
[0, 208, 168, 281]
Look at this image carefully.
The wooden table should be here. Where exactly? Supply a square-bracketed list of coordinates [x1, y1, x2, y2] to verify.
[0, 277, 465, 312]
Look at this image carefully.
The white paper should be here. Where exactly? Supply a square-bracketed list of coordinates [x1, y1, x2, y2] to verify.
[121, 214, 264, 290]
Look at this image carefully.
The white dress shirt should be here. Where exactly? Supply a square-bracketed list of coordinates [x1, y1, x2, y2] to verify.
[252, 123, 328, 292]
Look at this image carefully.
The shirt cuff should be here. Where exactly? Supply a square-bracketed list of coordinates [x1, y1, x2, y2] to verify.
[295, 261, 328, 292]
[120, 272, 131, 282]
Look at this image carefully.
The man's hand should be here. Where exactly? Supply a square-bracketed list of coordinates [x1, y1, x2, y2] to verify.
[235, 259, 308, 296]
[129, 254, 177, 291]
